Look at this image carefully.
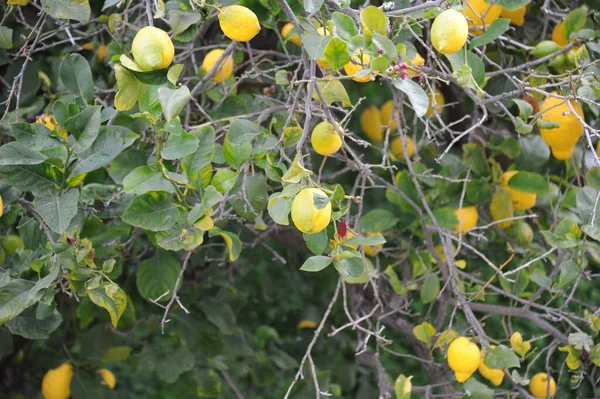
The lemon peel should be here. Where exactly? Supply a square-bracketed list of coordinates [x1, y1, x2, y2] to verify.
[529, 373, 556, 399]
[219, 5, 261, 42]
[447, 337, 480, 382]
[291, 188, 332, 234]
[131, 26, 174, 71]
[42, 363, 74, 399]
[455, 206, 478, 232]
[311, 121, 342, 156]
[431, 9, 469, 54]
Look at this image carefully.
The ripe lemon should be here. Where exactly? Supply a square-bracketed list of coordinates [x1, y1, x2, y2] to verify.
[2, 235, 24, 256]
[426, 88, 446, 117]
[431, 9, 469, 54]
[464, 0, 502, 33]
[455, 206, 478, 232]
[343, 53, 372, 83]
[97, 44, 109, 62]
[360, 105, 384, 142]
[131, 26, 174, 71]
[499, 171, 536, 211]
[291, 188, 332, 234]
[551, 21, 569, 46]
[311, 121, 342, 156]
[202, 49, 234, 83]
[380, 100, 397, 131]
[363, 232, 383, 257]
[0, 195, 3, 219]
[479, 347, 504, 386]
[316, 27, 331, 68]
[500, 6, 526, 26]
[390, 136, 415, 159]
[42, 363, 74, 399]
[97, 368, 116, 389]
[538, 96, 584, 160]
[529, 372, 556, 399]
[281, 22, 301, 46]
[218, 5, 261, 42]
[447, 337, 480, 382]
[407, 53, 425, 77]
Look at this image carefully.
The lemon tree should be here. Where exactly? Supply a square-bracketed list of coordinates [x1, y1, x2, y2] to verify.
[0, 0, 599, 398]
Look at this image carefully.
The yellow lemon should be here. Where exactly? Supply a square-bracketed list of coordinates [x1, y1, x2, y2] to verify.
[218, 5, 261, 42]
[538, 96, 584, 160]
[447, 337, 480, 382]
[343, 53, 372, 82]
[529, 373, 556, 399]
[426, 88, 446, 117]
[97, 368, 116, 389]
[498, 171, 536, 211]
[390, 136, 415, 159]
[81, 41, 94, 51]
[0, 194, 3, 219]
[297, 319, 318, 329]
[380, 100, 397, 131]
[455, 206, 478, 232]
[281, 22, 301, 46]
[97, 44, 109, 62]
[407, 53, 425, 77]
[363, 232, 383, 257]
[551, 21, 569, 46]
[431, 9, 469, 54]
[464, 0, 503, 33]
[291, 188, 332, 234]
[316, 27, 331, 68]
[360, 105, 384, 142]
[42, 363, 74, 399]
[131, 26, 174, 71]
[479, 347, 504, 386]
[500, 6, 526, 26]
[311, 121, 342, 156]
[202, 49, 234, 83]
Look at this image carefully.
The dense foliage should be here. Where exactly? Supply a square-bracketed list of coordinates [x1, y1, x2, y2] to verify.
[0, 0, 599, 398]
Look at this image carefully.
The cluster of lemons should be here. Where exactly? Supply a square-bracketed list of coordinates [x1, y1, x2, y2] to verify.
[448, 336, 556, 398]
[41, 363, 116, 399]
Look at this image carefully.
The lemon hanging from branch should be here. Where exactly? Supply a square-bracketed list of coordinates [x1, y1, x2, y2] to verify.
[529, 373, 556, 399]
[42, 363, 74, 399]
[538, 96, 585, 160]
[431, 9, 469, 54]
[131, 26, 175, 71]
[291, 188, 332, 234]
[447, 337, 480, 382]
[311, 121, 343, 156]
[218, 5, 261, 42]
[202, 49, 234, 83]
[281, 22, 301, 46]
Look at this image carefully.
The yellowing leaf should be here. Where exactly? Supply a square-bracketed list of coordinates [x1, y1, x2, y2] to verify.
[433, 329, 458, 351]
[490, 187, 514, 229]
[510, 332, 531, 357]
[88, 284, 127, 328]
[413, 321, 436, 345]
[114, 64, 146, 111]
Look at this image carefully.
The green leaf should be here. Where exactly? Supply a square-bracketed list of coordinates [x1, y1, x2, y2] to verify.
[136, 252, 180, 302]
[182, 127, 215, 186]
[332, 12, 358, 41]
[496, 0, 530, 10]
[314, 80, 352, 107]
[324, 37, 350, 71]
[267, 195, 292, 226]
[462, 143, 489, 176]
[507, 171, 548, 195]
[168, 9, 203, 36]
[0, 164, 58, 195]
[0, 142, 47, 165]
[334, 251, 364, 278]
[162, 132, 200, 160]
[517, 135, 550, 169]
[392, 78, 429, 117]
[346, 234, 386, 245]
[59, 53, 94, 103]
[158, 86, 191, 122]
[591, 343, 600, 367]
[372, 32, 397, 59]
[466, 178, 493, 205]
[413, 322, 436, 345]
[304, 0, 324, 14]
[586, 167, 600, 190]
[420, 273, 439, 304]
[123, 192, 180, 232]
[6, 308, 63, 340]
[484, 345, 520, 369]
[360, 5, 388, 37]
[71, 369, 116, 399]
[300, 33, 331, 60]
[137, 344, 195, 383]
[563, 6, 588, 39]
[208, 227, 242, 262]
[0, 26, 13, 49]
[114, 64, 146, 111]
[432, 207, 459, 230]
[32, 189, 79, 234]
[447, 50, 485, 88]
[394, 374, 412, 399]
[222, 119, 261, 169]
[212, 169, 237, 193]
[123, 166, 175, 195]
[230, 173, 268, 220]
[303, 230, 329, 255]
[462, 377, 494, 399]
[300, 255, 333, 272]
[101, 346, 132, 362]
[187, 186, 222, 224]
[88, 284, 127, 328]
[41, 0, 91, 23]
[71, 126, 138, 176]
[512, 99, 534, 119]
[361, 209, 398, 232]
[469, 18, 510, 48]
[577, 187, 600, 225]
[10, 122, 59, 150]
[63, 105, 102, 154]
[282, 154, 313, 183]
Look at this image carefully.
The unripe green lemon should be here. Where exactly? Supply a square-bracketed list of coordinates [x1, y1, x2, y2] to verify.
[291, 188, 332, 234]
[2, 235, 24, 256]
[131, 26, 174, 71]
